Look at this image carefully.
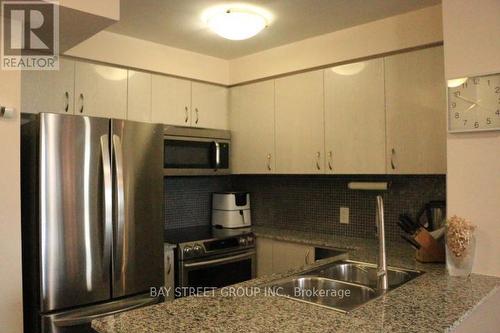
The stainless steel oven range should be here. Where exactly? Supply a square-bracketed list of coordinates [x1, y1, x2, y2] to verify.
[165, 226, 255, 296]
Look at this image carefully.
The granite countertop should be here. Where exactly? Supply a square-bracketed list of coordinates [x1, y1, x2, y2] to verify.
[93, 227, 500, 333]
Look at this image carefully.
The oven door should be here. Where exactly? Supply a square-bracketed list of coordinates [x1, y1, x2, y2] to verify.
[164, 136, 230, 176]
[178, 250, 256, 290]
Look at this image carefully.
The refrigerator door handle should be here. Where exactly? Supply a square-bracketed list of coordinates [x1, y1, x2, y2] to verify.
[113, 134, 126, 283]
[100, 135, 113, 273]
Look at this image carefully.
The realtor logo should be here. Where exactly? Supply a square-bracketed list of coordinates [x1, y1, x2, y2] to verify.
[2, 1, 59, 70]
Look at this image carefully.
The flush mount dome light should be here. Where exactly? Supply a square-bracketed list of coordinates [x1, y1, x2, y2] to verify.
[202, 5, 271, 40]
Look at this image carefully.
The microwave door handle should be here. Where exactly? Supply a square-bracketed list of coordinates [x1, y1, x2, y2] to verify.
[213, 141, 220, 171]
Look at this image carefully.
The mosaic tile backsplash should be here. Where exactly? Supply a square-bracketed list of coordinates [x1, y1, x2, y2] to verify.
[164, 175, 446, 242]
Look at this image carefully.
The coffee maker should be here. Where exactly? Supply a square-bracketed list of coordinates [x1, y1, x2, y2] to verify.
[212, 192, 251, 229]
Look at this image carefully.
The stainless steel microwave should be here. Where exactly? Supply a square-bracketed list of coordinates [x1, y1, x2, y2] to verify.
[164, 126, 231, 176]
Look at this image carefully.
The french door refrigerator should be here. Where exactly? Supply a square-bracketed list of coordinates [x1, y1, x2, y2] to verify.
[21, 113, 164, 333]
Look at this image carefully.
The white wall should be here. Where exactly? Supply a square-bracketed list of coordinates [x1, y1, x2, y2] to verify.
[0, 69, 23, 332]
[65, 31, 231, 85]
[443, 0, 500, 277]
[229, 5, 443, 85]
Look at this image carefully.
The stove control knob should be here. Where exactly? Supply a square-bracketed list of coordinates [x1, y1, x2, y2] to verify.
[246, 236, 254, 245]
[239, 237, 248, 246]
[193, 244, 203, 255]
[183, 246, 193, 257]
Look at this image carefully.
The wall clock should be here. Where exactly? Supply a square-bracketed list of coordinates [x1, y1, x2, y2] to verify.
[448, 73, 500, 132]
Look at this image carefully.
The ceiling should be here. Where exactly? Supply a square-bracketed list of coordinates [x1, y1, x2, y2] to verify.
[106, 0, 441, 59]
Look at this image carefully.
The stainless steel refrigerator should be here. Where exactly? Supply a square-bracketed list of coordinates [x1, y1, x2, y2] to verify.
[21, 113, 164, 333]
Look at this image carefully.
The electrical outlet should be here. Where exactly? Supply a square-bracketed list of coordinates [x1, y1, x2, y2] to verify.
[340, 207, 349, 224]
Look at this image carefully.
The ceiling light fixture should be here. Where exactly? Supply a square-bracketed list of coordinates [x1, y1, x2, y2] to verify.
[202, 4, 271, 41]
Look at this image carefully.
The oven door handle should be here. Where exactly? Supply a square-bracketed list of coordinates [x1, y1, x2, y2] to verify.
[183, 251, 255, 269]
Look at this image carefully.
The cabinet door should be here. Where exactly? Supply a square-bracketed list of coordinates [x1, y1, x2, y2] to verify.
[275, 70, 325, 174]
[151, 75, 191, 126]
[21, 58, 75, 114]
[127, 70, 152, 122]
[191, 82, 228, 130]
[74, 62, 127, 119]
[324, 59, 386, 174]
[230, 80, 276, 174]
[256, 237, 274, 277]
[385, 46, 447, 174]
[272, 240, 314, 274]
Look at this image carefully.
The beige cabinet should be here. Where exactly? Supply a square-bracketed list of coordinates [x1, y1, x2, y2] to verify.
[230, 80, 276, 173]
[256, 237, 274, 277]
[127, 70, 152, 122]
[275, 70, 325, 174]
[74, 62, 127, 119]
[191, 82, 228, 130]
[21, 58, 75, 114]
[256, 238, 315, 277]
[272, 240, 315, 274]
[151, 75, 191, 126]
[384, 46, 447, 174]
[324, 59, 386, 174]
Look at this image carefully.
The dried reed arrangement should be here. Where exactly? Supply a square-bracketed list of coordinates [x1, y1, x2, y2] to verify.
[445, 215, 475, 259]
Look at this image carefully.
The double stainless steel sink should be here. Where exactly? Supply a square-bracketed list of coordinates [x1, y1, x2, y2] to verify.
[266, 260, 423, 313]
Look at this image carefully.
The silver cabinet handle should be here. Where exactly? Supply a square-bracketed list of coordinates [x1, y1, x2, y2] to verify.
[112, 134, 126, 279]
[184, 106, 189, 123]
[79, 93, 84, 113]
[64, 91, 69, 112]
[328, 151, 333, 171]
[214, 141, 220, 171]
[100, 135, 112, 276]
[316, 152, 321, 170]
[390, 148, 396, 170]
[267, 153, 272, 171]
[195, 108, 199, 124]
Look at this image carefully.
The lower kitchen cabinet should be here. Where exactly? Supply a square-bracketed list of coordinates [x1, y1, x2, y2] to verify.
[256, 237, 315, 277]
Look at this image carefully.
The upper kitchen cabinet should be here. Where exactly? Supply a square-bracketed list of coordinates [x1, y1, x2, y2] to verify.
[384, 46, 447, 174]
[21, 58, 75, 114]
[74, 62, 127, 119]
[275, 70, 325, 174]
[230, 80, 276, 174]
[127, 70, 152, 122]
[152, 75, 192, 126]
[191, 82, 229, 130]
[324, 59, 386, 174]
